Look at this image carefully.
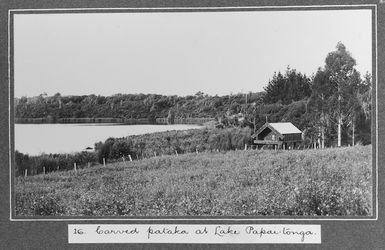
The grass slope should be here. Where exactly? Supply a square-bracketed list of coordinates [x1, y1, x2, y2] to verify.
[15, 145, 372, 217]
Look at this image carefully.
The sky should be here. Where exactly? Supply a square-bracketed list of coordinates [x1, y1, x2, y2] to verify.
[13, 9, 372, 97]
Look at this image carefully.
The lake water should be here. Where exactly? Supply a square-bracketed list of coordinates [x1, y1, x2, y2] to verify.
[15, 124, 202, 155]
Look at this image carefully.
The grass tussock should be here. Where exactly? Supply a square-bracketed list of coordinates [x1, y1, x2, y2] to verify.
[15, 145, 372, 217]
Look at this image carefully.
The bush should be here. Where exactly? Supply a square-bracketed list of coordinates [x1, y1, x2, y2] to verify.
[94, 127, 254, 162]
[110, 140, 132, 159]
[15, 151, 99, 176]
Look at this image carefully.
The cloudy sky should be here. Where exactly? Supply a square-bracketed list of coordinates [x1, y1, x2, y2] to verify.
[13, 9, 372, 97]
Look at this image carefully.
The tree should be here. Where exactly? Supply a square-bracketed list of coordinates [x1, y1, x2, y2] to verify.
[263, 67, 311, 105]
[324, 42, 357, 147]
[355, 72, 372, 145]
[307, 68, 334, 148]
[344, 69, 362, 146]
[358, 72, 372, 119]
[167, 108, 175, 124]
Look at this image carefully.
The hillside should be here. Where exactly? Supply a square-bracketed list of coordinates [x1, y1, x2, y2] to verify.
[15, 145, 372, 217]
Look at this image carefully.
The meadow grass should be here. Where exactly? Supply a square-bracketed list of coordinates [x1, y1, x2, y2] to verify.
[15, 145, 372, 217]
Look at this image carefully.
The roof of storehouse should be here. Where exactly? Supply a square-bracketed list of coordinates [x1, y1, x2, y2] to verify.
[268, 122, 302, 134]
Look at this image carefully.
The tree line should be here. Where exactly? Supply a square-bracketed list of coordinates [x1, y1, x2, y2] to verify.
[14, 90, 264, 122]
[15, 42, 372, 147]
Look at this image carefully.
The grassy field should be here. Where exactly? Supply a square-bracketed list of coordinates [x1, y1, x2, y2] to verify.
[15, 145, 372, 217]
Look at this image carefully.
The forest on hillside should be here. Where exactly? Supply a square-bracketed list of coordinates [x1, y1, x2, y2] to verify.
[15, 42, 372, 147]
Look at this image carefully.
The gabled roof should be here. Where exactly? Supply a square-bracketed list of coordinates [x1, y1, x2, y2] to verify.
[252, 122, 302, 138]
[269, 122, 302, 134]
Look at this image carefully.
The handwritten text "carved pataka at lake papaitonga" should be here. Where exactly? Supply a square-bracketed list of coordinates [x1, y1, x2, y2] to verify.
[94, 225, 316, 242]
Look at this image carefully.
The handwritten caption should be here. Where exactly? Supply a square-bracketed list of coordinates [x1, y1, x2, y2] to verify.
[68, 224, 321, 244]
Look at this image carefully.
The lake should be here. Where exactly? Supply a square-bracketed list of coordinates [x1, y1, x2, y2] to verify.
[15, 124, 202, 155]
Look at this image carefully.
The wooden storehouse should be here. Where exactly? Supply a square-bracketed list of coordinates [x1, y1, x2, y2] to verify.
[252, 122, 302, 149]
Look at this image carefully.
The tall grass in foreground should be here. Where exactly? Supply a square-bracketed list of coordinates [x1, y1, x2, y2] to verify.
[15, 145, 372, 217]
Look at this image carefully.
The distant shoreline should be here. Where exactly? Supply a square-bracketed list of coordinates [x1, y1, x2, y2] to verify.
[15, 117, 215, 125]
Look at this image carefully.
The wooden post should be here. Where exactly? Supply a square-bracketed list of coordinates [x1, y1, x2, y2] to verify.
[103, 158, 106, 167]
[43, 166, 46, 175]
[74, 162, 77, 172]
[57, 166, 59, 171]
[24, 169, 27, 177]
[175, 150, 178, 156]
[244, 144, 247, 151]
[128, 155, 133, 161]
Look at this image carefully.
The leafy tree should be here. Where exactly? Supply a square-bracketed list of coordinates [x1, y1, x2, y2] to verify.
[307, 68, 334, 148]
[344, 69, 363, 146]
[355, 72, 372, 145]
[263, 67, 311, 105]
[167, 108, 175, 124]
[110, 140, 132, 159]
[358, 72, 372, 119]
[324, 42, 357, 147]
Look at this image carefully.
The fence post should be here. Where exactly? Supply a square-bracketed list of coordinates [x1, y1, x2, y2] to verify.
[24, 169, 27, 177]
[43, 166, 46, 175]
[103, 158, 106, 167]
[57, 166, 59, 171]
[74, 162, 77, 172]
[244, 144, 247, 151]
[128, 155, 133, 162]
[175, 150, 178, 156]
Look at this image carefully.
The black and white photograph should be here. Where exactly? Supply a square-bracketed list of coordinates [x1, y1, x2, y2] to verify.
[12, 7, 374, 219]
